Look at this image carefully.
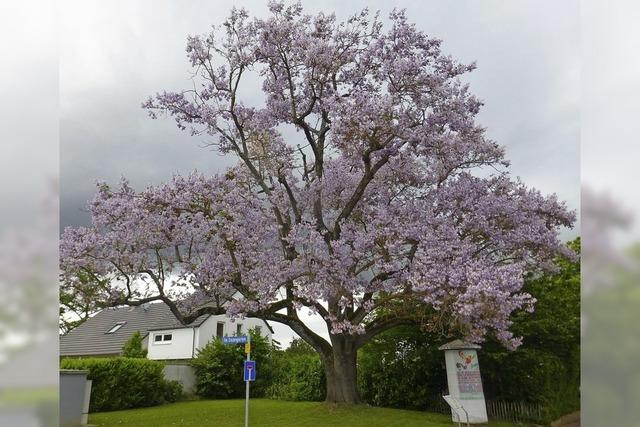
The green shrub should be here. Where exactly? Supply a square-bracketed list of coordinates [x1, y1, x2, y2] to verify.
[284, 338, 316, 356]
[482, 347, 579, 421]
[121, 331, 148, 358]
[191, 331, 324, 402]
[358, 327, 447, 410]
[60, 357, 180, 412]
[191, 328, 273, 399]
[162, 380, 184, 403]
[267, 353, 326, 401]
[191, 339, 245, 398]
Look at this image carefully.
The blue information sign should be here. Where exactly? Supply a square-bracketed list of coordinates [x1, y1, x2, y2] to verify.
[223, 336, 248, 345]
[244, 360, 256, 382]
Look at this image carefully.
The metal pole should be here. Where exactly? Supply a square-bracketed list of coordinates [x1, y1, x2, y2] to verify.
[244, 335, 251, 427]
[244, 380, 249, 427]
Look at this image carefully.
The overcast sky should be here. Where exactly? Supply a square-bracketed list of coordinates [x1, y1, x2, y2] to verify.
[581, 1, 640, 245]
[60, 0, 580, 346]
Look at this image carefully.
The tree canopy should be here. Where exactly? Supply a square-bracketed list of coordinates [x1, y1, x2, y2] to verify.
[60, 2, 575, 402]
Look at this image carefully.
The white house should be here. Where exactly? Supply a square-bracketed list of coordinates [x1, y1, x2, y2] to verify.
[60, 302, 272, 360]
[146, 313, 268, 360]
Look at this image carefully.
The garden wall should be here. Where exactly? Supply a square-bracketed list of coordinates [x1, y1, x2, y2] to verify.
[163, 364, 196, 395]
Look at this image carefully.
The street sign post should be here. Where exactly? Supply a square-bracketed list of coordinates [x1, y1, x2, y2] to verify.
[244, 336, 252, 427]
[221, 334, 253, 427]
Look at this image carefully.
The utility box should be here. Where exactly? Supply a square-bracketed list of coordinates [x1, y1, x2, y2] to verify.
[59, 370, 91, 427]
[439, 340, 488, 424]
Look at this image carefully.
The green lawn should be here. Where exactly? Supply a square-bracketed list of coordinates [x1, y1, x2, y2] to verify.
[89, 399, 525, 427]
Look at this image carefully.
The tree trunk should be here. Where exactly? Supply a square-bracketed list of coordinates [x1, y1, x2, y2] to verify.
[323, 335, 361, 404]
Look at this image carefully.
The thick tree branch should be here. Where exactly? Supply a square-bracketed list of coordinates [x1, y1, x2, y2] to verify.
[333, 150, 391, 239]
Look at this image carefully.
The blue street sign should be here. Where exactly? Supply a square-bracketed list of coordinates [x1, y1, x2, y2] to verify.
[223, 336, 248, 345]
[244, 360, 256, 382]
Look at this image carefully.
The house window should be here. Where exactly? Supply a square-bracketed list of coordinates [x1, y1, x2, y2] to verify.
[236, 324, 242, 335]
[105, 321, 126, 334]
[153, 333, 172, 344]
[216, 322, 225, 339]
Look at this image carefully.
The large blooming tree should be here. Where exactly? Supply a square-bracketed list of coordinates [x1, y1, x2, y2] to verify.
[60, 2, 575, 403]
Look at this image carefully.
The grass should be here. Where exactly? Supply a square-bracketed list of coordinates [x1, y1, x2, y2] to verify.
[89, 399, 526, 427]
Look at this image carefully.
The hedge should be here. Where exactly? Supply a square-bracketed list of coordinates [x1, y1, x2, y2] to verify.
[60, 357, 181, 412]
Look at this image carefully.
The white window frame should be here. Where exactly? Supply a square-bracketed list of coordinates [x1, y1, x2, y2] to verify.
[152, 332, 173, 345]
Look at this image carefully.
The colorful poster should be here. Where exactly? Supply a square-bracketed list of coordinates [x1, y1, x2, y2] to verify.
[455, 350, 483, 397]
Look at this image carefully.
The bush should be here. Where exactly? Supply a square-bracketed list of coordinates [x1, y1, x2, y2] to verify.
[267, 353, 326, 401]
[191, 328, 273, 399]
[162, 379, 184, 403]
[121, 331, 148, 358]
[60, 357, 180, 412]
[191, 332, 324, 402]
[191, 339, 245, 398]
[358, 327, 447, 410]
[482, 347, 579, 421]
